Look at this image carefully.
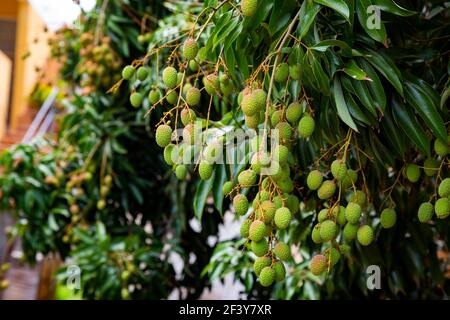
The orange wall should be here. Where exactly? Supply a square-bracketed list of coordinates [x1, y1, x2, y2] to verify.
[0, 0, 18, 18]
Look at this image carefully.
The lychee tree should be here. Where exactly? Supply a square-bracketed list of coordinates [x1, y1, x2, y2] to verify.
[120, 0, 449, 298]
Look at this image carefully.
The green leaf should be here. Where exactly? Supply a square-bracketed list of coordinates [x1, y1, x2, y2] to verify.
[343, 60, 371, 81]
[311, 39, 352, 56]
[193, 171, 216, 221]
[298, 1, 321, 39]
[212, 164, 227, 215]
[404, 81, 447, 142]
[374, 0, 416, 16]
[357, 58, 386, 111]
[314, 0, 350, 21]
[350, 78, 377, 116]
[344, 91, 376, 127]
[356, 0, 387, 44]
[381, 111, 406, 157]
[311, 54, 330, 96]
[333, 77, 358, 131]
[441, 85, 450, 109]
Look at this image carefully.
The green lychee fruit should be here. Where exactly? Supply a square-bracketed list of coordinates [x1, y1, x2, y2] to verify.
[406, 164, 421, 183]
[298, 115, 315, 138]
[275, 63, 289, 83]
[435, 197, 450, 219]
[271, 109, 284, 127]
[148, 89, 161, 105]
[251, 240, 269, 257]
[274, 207, 292, 229]
[340, 169, 358, 189]
[256, 200, 276, 224]
[324, 247, 340, 266]
[241, 0, 258, 17]
[418, 202, 433, 223]
[204, 74, 220, 95]
[186, 87, 201, 106]
[331, 159, 347, 181]
[259, 266, 275, 287]
[240, 219, 252, 238]
[166, 90, 178, 105]
[438, 178, 450, 198]
[180, 108, 197, 126]
[183, 38, 198, 60]
[275, 121, 293, 141]
[307, 170, 323, 190]
[317, 180, 336, 200]
[345, 202, 361, 224]
[318, 209, 329, 223]
[423, 157, 439, 176]
[343, 223, 358, 242]
[286, 194, 300, 214]
[273, 261, 286, 281]
[238, 169, 257, 188]
[339, 244, 351, 254]
[310, 254, 327, 275]
[233, 194, 249, 216]
[189, 60, 198, 72]
[249, 220, 267, 242]
[253, 256, 271, 276]
[273, 144, 289, 164]
[182, 124, 195, 144]
[163, 144, 176, 165]
[241, 92, 259, 116]
[222, 181, 234, 196]
[136, 66, 149, 81]
[162, 66, 178, 89]
[155, 124, 172, 148]
[273, 242, 290, 261]
[286, 101, 302, 125]
[434, 138, 448, 157]
[312, 224, 322, 243]
[253, 89, 267, 110]
[357, 225, 374, 246]
[319, 219, 337, 241]
[122, 65, 135, 80]
[245, 114, 260, 129]
[130, 92, 143, 108]
[199, 161, 213, 180]
[380, 208, 396, 229]
[175, 165, 187, 180]
[349, 190, 366, 207]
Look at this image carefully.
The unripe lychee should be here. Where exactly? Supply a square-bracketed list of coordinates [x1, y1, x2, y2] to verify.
[273, 261, 286, 281]
[343, 223, 358, 242]
[349, 190, 366, 207]
[334, 206, 347, 226]
[406, 164, 420, 183]
[307, 170, 323, 190]
[273, 145, 289, 164]
[345, 202, 361, 224]
[136, 66, 149, 81]
[357, 225, 374, 246]
[238, 169, 257, 188]
[182, 124, 195, 144]
[311, 224, 322, 243]
[298, 115, 315, 138]
[251, 240, 269, 257]
[240, 219, 252, 237]
[277, 178, 294, 193]
[175, 165, 187, 180]
[233, 194, 249, 216]
[166, 90, 178, 104]
[222, 181, 234, 195]
[418, 202, 433, 223]
[189, 60, 199, 71]
[251, 152, 270, 174]
[438, 178, 450, 198]
[259, 266, 275, 287]
[339, 244, 351, 254]
[241, 0, 258, 17]
[380, 208, 396, 229]
[186, 87, 201, 106]
[423, 157, 439, 176]
[148, 89, 161, 105]
[241, 93, 259, 116]
[331, 159, 347, 181]
[274, 207, 292, 229]
[253, 256, 271, 276]
[204, 74, 220, 95]
[155, 124, 172, 148]
[434, 138, 448, 157]
[271, 109, 284, 126]
[122, 65, 135, 80]
[275, 121, 293, 141]
[256, 200, 276, 224]
[318, 209, 328, 223]
[317, 180, 336, 200]
[273, 242, 290, 261]
[319, 219, 337, 241]
[164, 144, 176, 165]
[310, 254, 327, 275]
[180, 108, 197, 126]
[130, 92, 143, 108]
[324, 247, 340, 266]
[289, 64, 301, 80]
[286, 101, 302, 125]
[162, 66, 178, 89]
[249, 220, 267, 242]
[435, 197, 450, 219]
[286, 194, 299, 215]
[199, 161, 213, 180]
[183, 38, 198, 60]
[275, 63, 289, 83]
[340, 169, 358, 189]
[245, 114, 260, 129]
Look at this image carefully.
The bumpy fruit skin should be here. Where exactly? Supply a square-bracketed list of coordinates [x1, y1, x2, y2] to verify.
[406, 164, 421, 183]
[130, 92, 143, 108]
[343, 223, 358, 242]
[345, 202, 361, 224]
[241, 0, 258, 17]
[183, 38, 198, 60]
[349, 190, 366, 207]
[276, 122, 293, 141]
[241, 93, 259, 116]
[423, 157, 439, 176]
[434, 138, 448, 157]
[166, 90, 178, 105]
[175, 165, 187, 180]
[438, 178, 450, 198]
[310, 254, 327, 275]
[274, 207, 292, 229]
[273, 242, 290, 261]
[233, 194, 249, 216]
[182, 124, 195, 144]
[259, 267, 275, 287]
[148, 89, 161, 105]
[136, 66, 149, 81]
[222, 181, 234, 195]
[298, 115, 315, 138]
[324, 247, 340, 266]
[319, 220, 337, 241]
[122, 65, 135, 80]
[180, 108, 197, 126]
[317, 180, 336, 200]
[253, 89, 267, 110]
[155, 125, 172, 148]
[331, 159, 347, 181]
[286, 194, 299, 214]
[273, 144, 289, 164]
[357, 225, 374, 246]
[253, 256, 271, 276]
[435, 198, 450, 219]
[286, 101, 302, 125]
[199, 161, 213, 180]
[341, 169, 358, 189]
[380, 208, 397, 229]
[311, 224, 322, 243]
[307, 170, 323, 190]
[240, 219, 252, 238]
[251, 240, 269, 257]
[238, 169, 257, 188]
[271, 109, 284, 126]
[275, 63, 289, 83]
[418, 202, 434, 223]
[162, 66, 178, 89]
[186, 87, 201, 106]
[273, 261, 286, 281]
[189, 60, 199, 72]
[249, 220, 267, 242]
[204, 74, 220, 95]
[245, 114, 260, 129]
[257, 200, 276, 224]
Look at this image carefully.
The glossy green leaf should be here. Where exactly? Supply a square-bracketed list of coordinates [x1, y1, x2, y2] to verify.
[357, 58, 386, 111]
[350, 78, 377, 116]
[298, 1, 321, 39]
[314, 0, 350, 21]
[374, 0, 416, 16]
[356, 0, 387, 44]
[343, 60, 371, 80]
[333, 77, 358, 131]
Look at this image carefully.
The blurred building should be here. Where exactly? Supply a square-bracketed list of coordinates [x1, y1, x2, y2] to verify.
[0, 0, 53, 148]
